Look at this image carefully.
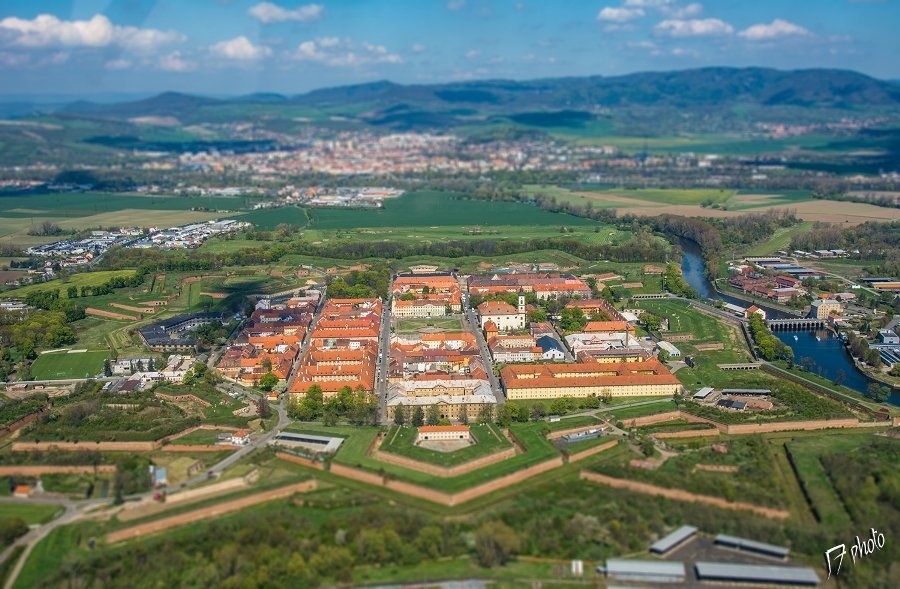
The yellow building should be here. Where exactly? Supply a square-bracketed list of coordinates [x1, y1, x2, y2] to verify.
[500, 359, 682, 400]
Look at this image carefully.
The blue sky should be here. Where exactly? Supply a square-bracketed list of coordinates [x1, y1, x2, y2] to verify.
[0, 0, 897, 98]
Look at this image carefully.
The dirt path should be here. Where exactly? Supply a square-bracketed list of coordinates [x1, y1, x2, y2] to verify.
[117, 477, 250, 522]
[109, 303, 153, 314]
[579, 470, 789, 520]
[106, 480, 317, 543]
[85, 307, 139, 321]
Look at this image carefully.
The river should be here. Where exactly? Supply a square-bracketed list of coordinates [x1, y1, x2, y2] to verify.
[679, 240, 898, 403]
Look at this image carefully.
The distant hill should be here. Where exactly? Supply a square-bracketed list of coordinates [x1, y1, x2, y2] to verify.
[58, 91, 224, 120]
[24, 67, 900, 134]
[289, 67, 900, 110]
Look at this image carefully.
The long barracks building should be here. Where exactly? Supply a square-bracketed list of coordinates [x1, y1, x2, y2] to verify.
[500, 358, 682, 400]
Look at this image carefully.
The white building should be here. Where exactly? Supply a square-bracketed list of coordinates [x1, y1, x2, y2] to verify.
[478, 293, 526, 332]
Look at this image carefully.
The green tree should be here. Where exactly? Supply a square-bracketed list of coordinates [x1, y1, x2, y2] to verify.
[412, 406, 424, 427]
[559, 307, 587, 332]
[103, 358, 112, 377]
[426, 404, 440, 426]
[474, 521, 521, 567]
[258, 372, 279, 391]
[393, 403, 405, 426]
[257, 395, 272, 419]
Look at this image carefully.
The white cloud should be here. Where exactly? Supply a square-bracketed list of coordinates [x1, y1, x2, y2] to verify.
[211, 36, 272, 60]
[158, 51, 195, 72]
[0, 13, 183, 51]
[739, 19, 810, 41]
[248, 2, 323, 24]
[625, 0, 672, 6]
[105, 58, 131, 70]
[447, 0, 467, 10]
[656, 18, 733, 36]
[662, 2, 703, 18]
[670, 46, 699, 57]
[465, 49, 480, 58]
[0, 51, 29, 66]
[597, 7, 645, 22]
[410, 43, 427, 53]
[293, 37, 402, 67]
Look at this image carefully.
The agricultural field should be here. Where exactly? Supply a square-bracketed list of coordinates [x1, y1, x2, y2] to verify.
[380, 424, 512, 467]
[300, 223, 632, 247]
[520, 184, 900, 224]
[29, 349, 109, 380]
[0, 191, 252, 245]
[307, 191, 594, 230]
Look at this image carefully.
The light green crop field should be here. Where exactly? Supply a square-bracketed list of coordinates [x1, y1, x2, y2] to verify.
[30, 350, 109, 380]
[300, 223, 631, 246]
[307, 190, 594, 229]
[743, 221, 814, 256]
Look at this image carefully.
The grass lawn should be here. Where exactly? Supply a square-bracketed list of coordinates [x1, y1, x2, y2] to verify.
[380, 424, 511, 467]
[0, 503, 63, 525]
[606, 400, 677, 421]
[30, 349, 109, 379]
[171, 428, 234, 445]
[395, 317, 464, 333]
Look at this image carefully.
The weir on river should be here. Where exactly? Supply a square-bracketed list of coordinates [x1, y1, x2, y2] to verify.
[767, 318, 825, 330]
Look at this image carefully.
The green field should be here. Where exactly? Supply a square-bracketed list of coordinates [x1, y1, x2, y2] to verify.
[172, 428, 234, 445]
[0, 270, 137, 299]
[239, 206, 310, 230]
[380, 424, 512, 467]
[742, 221, 814, 256]
[29, 349, 109, 379]
[307, 191, 594, 229]
[0, 503, 62, 526]
[783, 435, 868, 528]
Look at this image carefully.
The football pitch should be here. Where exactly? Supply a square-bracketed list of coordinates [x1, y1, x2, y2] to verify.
[30, 350, 109, 380]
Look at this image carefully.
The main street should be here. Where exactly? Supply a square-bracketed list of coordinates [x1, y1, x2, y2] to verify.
[284, 293, 325, 395]
[377, 297, 391, 423]
[459, 283, 504, 403]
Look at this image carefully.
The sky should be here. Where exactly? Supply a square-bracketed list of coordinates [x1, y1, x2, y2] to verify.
[0, 0, 898, 99]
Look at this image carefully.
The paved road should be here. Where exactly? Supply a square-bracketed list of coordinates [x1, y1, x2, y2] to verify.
[377, 299, 391, 423]
[461, 292, 504, 403]
[285, 295, 325, 394]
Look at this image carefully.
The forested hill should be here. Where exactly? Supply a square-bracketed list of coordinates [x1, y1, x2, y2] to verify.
[49, 67, 900, 119]
[292, 67, 900, 110]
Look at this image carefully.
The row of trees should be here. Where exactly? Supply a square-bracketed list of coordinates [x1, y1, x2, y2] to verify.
[747, 314, 794, 364]
[287, 385, 378, 426]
